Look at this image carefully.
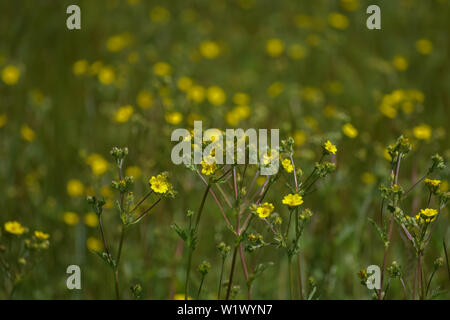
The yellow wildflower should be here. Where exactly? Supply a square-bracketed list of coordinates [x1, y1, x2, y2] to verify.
[86, 154, 109, 176]
[98, 66, 115, 85]
[294, 130, 306, 146]
[281, 158, 293, 173]
[413, 124, 432, 141]
[323, 140, 337, 155]
[21, 125, 35, 142]
[0, 113, 7, 128]
[416, 39, 433, 55]
[342, 123, 358, 138]
[416, 208, 438, 223]
[340, 0, 359, 11]
[188, 85, 206, 103]
[361, 172, 376, 185]
[165, 112, 183, 125]
[266, 38, 284, 57]
[256, 202, 274, 218]
[328, 13, 349, 30]
[153, 62, 171, 76]
[1, 65, 20, 85]
[150, 6, 170, 24]
[267, 82, 284, 97]
[67, 179, 84, 197]
[137, 90, 154, 109]
[126, 166, 142, 179]
[73, 60, 88, 75]
[233, 92, 250, 105]
[63, 212, 79, 226]
[201, 159, 217, 176]
[84, 212, 99, 228]
[425, 178, 441, 187]
[288, 44, 307, 60]
[86, 237, 102, 252]
[207, 86, 226, 106]
[282, 194, 304, 207]
[200, 41, 221, 59]
[4, 221, 26, 235]
[149, 174, 170, 194]
[114, 105, 134, 123]
[392, 56, 408, 71]
[34, 231, 50, 240]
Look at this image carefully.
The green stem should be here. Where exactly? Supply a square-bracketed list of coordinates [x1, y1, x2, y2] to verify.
[225, 245, 238, 300]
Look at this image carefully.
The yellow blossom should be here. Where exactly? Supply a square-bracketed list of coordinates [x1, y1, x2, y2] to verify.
[340, 0, 359, 11]
[165, 112, 183, 125]
[267, 82, 284, 97]
[177, 77, 193, 92]
[233, 92, 250, 105]
[188, 85, 206, 103]
[174, 294, 193, 300]
[281, 158, 293, 173]
[266, 38, 284, 57]
[294, 130, 306, 146]
[21, 125, 35, 142]
[63, 212, 79, 226]
[67, 179, 84, 197]
[73, 60, 88, 75]
[0, 113, 7, 128]
[34, 231, 50, 240]
[328, 13, 349, 30]
[84, 212, 99, 228]
[126, 166, 142, 179]
[201, 159, 217, 176]
[288, 44, 307, 59]
[137, 90, 154, 109]
[149, 174, 170, 194]
[153, 62, 171, 76]
[98, 66, 115, 85]
[361, 172, 376, 185]
[200, 41, 221, 59]
[86, 237, 103, 252]
[323, 140, 337, 155]
[282, 194, 304, 207]
[342, 123, 358, 138]
[4, 221, 26, 235]
[413, 124, 432, 141]
[86, 154, 109, 176]
[150, 6, 171, 24]
[416, 39, 433, 55]
[106, 33, 132, 52]
[1, 65, 20, 85]
[114, 105, 134, 123]
[207, 86, 226, 106]
[425, 178, 441, 188]
[256, 202, 274, 218]
[416, 208, 438, 223]
[392, 56, 408, 71]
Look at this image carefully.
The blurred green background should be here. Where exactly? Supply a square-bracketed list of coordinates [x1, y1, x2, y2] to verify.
[0, 0, 449, 299]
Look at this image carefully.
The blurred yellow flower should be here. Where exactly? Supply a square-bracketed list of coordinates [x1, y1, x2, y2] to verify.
[361, 172, 376, 185]
[233, 92, 250, 105]
[86, 154, 109, 176]
[207, 86, 226, 106]
[281, 158, 293, 173]
[21, 124, 35, 142]
[282, 194, 304, 207]
[174, 294, 193, 300]
[34, 230, 50, 240]
[187, 85, 206, 103]
[126, 166, 142, 179]
[0, 113, 7, 128]
[256, 202, 274, 218]
[84, 212, 99, 228]
[165, 112, 183, 125]
[267, 82, 284, 97]
[200, 41, 221, 59]
[63, 212, 79, 226]
[153, 62, 171, 76]
[106, 33, 132, 52]
[1, 65, 20, 85]
[392, 56, 408, 71]
[73, 60, 88, 75]
[4, 221, 26, 235]
[328, 13, 349, 30]
[342, 123, 358, 138]
[98, 66, 115, 85]
[324, 105, 337, 118]
[266, 38, 284, 57]
[288, 44, 307, 60]
[413, 124, 432, 141]
[86, 237, 102, 252]
[294, 130, 306, 146]
[150, 6, 171, 24]
[416, 39, 433, 55]
[67, 179, 84, 197]
[340, 0, 359, 11]
[114, 105, 134, 123]
[137, 90, 154, 109]
[177, 77, 193, 92]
